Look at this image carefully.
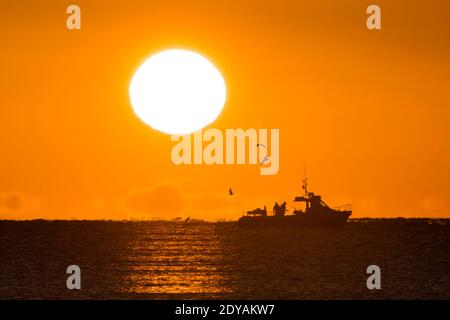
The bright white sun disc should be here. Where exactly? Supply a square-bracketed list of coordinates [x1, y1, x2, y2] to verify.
[129, 49, 227, 135]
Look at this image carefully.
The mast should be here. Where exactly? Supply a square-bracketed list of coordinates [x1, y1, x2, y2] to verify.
[301, 164, 310, 211]
[301, 165, 308, 196]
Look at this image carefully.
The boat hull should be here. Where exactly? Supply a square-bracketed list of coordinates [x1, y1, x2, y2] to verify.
[238, 212, 351, 229]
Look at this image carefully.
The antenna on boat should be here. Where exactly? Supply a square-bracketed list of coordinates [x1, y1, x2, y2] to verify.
[301, 162, 308, 196]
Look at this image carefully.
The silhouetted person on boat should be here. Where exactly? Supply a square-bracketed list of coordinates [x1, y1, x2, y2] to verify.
[228, 188, 234, 196]
[273, 202, 280, 215]
[273, 201, 288, 216]
[280, 202, 288, 215]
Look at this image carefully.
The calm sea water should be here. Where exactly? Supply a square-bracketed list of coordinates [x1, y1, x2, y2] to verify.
[0, 219, 449, 299]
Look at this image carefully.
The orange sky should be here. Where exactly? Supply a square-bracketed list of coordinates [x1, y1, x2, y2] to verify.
[1, 0, 449, 219]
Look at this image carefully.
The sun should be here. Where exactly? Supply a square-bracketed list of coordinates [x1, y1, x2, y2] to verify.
[129, 49, 227, 135]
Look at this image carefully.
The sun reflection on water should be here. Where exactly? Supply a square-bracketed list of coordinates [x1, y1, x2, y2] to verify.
[121, 222, 237, 295]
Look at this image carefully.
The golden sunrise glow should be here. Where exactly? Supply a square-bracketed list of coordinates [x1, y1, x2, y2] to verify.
[129, 49, 227, 135]
[2, 2, 450, 220]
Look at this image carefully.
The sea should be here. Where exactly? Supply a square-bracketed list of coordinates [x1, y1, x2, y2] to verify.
[0, 219, 449, 299]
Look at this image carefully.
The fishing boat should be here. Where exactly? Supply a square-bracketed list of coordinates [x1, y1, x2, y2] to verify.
[238, 176, 352, 228]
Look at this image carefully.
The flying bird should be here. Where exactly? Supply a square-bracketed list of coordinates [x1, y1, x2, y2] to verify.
[261, 155, 270, 165]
